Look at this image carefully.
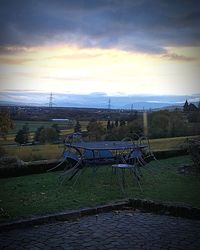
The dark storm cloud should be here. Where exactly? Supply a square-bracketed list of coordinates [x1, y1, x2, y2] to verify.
[0, 0, 200, 53]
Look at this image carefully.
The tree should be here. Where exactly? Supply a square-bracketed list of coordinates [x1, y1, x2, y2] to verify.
[15, 129, 26, 145]
[37, 127, 59, 143]
[107, 120, 111, 130]
[34, 125, 59, 144]
[74, 121, 81, 133]
[34, 126, 44, 142]
[169, 112, 187, 137]
[127, 119, 143, 137]
[149, 110, 170, 138]
[0, 108, 13, 139]
[187, 111, 200, 123]
[111, 125, 128, 140]
[23, 123, 30, 143]
[15, 123, 30, 145]
[127, 111, 138, 123]
[87, 119, 105, 140]
[52, 124, 60, 134]
[52, 124, 60, 141]
[115, 119, 119, 127]
[120, 119, 126, 126]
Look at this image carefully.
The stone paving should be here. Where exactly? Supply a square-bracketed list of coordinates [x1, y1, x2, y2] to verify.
[0, 210, 200, 250]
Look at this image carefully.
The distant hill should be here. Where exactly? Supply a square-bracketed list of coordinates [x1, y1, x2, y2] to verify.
[121, 102, 184, 110]
[0, 99, 184, 110]
[0, 91, 199, 110]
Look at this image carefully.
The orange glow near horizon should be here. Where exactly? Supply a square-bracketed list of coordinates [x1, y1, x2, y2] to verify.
[0, 44, 199, 96]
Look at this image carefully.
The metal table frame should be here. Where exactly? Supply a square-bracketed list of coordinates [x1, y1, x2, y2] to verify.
[56, 141, 146, 185]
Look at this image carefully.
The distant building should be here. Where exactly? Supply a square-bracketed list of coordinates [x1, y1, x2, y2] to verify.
[188, 103, 198, 111]
[183, 100, 198, 112]
[51, 118, 69, 121]
[183, 100, 189, 111]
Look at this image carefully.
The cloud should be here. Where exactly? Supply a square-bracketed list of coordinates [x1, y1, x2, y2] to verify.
[47, 52, 103, 60]
[0, 45, 32, 55]
[40, 75, 94, 82]
[0, 0, 199, 54]
[1, 89, 43, 92]
[0, 57, 33, 65]
[161, 53, 196, 61]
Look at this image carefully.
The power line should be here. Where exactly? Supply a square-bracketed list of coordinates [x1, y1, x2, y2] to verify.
[49, 92, 55, 108]
[131, 104, 133, 112]
[108, 98, 111, 110]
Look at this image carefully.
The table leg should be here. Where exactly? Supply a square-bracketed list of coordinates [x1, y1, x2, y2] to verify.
[130, 167, 143, 192]
[60, 159, 82, 184]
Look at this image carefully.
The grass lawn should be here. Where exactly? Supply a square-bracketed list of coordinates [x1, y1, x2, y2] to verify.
[149, 136, 197, 151]
[0, 155, 199, 222]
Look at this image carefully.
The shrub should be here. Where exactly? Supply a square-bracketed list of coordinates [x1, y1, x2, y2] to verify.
[0, 156, 24, 168]
[0, 146, 6, 157]
[183, 138, 200, 169]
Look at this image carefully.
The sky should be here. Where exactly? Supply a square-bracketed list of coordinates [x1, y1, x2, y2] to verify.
[0, 0, 200, 107]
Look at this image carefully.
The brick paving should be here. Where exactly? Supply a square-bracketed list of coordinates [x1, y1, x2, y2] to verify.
[0, 210, 200, 250]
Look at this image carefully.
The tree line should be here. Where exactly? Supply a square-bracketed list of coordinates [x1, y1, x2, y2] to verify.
[84, 109, 200, 140]
[1, 107, 200, 146]
[14, 123, 61, 145]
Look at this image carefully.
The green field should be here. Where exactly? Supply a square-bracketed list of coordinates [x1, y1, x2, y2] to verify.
[1, 135, 198, 162]
[3, 144, 64, 161]
[0, 120, 90, 145]
[149, 136, 192, 151]
[0, 155, 199, 222]
[0, 119, 199, 162]
[7, 120, 71, 134]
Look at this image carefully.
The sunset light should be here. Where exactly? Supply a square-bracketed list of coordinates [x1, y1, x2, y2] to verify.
[0, 0, 199, 107]
[1, 45, 199, 96]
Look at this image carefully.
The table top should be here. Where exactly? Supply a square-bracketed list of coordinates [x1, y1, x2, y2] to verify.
[65, 141, 146, 151]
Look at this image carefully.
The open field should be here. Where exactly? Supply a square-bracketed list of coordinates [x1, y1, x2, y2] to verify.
[1, 135, 198, 162]
[9, 120, 102, 134]
[0, 155, 199, 222]
[0, 120, 101, 145]
[149, 136, 196, 151]
[0, 118, 199, 162]
[8, 120, 75, 134]
[0, 120, 70, 145]
[3, 144, 64, 162]
[2, 119, 198, 149]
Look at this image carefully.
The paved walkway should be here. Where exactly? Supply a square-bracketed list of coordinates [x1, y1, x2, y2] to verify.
[0, 210, 200, 250]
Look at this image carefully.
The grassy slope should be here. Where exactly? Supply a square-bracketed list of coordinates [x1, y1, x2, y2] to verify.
[0, 155, 199, 222]
[149, 136, 192, 151]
